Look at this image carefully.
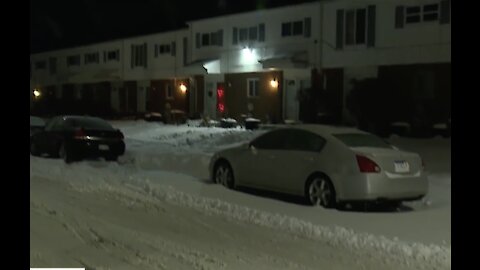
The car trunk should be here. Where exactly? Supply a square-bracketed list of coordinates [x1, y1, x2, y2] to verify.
[351, 147, 422, 175]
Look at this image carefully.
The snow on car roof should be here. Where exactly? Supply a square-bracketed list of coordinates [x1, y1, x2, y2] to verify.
[285, 124, 368, 136]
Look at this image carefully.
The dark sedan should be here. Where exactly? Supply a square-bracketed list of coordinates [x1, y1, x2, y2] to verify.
[30, 115, 125, 163]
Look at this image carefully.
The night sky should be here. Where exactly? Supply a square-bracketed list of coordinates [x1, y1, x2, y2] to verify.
[30, 0, 317, 53]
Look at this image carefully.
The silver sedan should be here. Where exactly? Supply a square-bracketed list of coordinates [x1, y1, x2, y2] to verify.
[209, 125, 428, 208]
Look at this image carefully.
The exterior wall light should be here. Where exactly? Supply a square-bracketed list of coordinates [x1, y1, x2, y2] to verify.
[270, 78, 278, 89]
[33, 89, 41, 98]
[179, 83, 187, 93]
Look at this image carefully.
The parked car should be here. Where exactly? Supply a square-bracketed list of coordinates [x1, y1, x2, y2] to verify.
[30, 116, 45, 137]
[209, 125, 427, 208]
[30, 115, 125, 163]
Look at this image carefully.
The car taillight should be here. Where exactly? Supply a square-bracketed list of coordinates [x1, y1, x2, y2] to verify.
[356, 155, 381, 173]
[74, 129, 87, 140]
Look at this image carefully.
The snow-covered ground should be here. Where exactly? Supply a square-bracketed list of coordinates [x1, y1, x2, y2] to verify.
[30, 121, 451, 269]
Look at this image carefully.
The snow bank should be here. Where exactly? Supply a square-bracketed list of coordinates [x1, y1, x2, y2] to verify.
[30, 158, 450, 270]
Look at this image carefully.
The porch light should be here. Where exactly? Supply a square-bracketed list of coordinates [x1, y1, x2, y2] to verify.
[179, 83, 187, 93]
[33, 89, 41, 98]
[270, 78, 278, 89]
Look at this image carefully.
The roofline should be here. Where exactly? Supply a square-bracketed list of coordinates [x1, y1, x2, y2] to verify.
[31, 27, 189, 56]
[186, 0, 322, 24]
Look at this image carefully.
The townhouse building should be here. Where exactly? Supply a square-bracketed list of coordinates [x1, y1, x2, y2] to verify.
[30, 0, 450, 126]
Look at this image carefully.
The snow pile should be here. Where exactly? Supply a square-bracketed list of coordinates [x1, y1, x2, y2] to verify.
[30, 158, 450, 270]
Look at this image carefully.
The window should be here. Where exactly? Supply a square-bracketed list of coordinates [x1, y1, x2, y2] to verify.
[282, 22, 292, 36]
[84, 52, 99, 64]
[247, 78, 260, 97]
[423, 4, 439, 21]
[406, 6, 421, 23]
[239, 28, 248, 42]
[248, 26, 257, 40]
[166, 84, 173, 98]
[197, 30, 223, 47]
[35, 60, 46, 70]
[49, 58, 56, 74]
[282, 20, 308, 37]
[292, 21, 303, 35]
[251, 129, 290, 150]
[234, 25, 263, 44]
[157, 44, 171, 55]
[287, 130, 326, 152]
[131, 44, 147, 68]
[107, 50, 119, 61]
[405, 3, 439, 24]
[345, 8, 367, 45]
[202, 33, 210, 46]
[67, 55, 81, 66]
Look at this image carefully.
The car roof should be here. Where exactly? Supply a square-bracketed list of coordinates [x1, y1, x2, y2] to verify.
[278, 124, 369, 136]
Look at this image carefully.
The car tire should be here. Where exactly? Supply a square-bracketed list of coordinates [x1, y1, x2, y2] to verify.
[59, 142, 74, 164]
[305, 175, 336, 208]
[30, 141, 40, 156]
[214, 161, 235, 189]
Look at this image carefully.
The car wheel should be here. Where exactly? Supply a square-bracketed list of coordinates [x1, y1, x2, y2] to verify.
[214, 161, 235, 189]
[59, 142, 74, 164]
[306, 175, 336, 208]
[30, 141, 40, 156]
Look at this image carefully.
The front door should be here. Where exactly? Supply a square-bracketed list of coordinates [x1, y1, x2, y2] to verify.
[284, 79, 299, 121]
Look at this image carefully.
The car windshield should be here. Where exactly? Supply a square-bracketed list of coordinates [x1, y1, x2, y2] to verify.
[30, 116, 45, 127]
[65, 117, 114, 130]
[333, 133, 392, 148]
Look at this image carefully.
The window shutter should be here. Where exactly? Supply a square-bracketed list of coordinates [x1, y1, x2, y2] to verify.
[336, 10, 344, 49]
[171, 42, 176, 56]
[258, 24, 265, 42]
[304, 17, 311, 38]
[439, 0, 450, 24]
[395, 6, 405, 29]
[233, 27, 238, 44]
[367, 5, 376, 47]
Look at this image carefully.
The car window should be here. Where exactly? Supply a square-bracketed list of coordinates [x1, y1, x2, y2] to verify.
[287, 129, 326, 152]
[333, 133, 392, 148]
[44, 117, 61, 131]
[251, 129, 290, 150]
[30, 116, 45, 127]
[65, 117, 114, 130]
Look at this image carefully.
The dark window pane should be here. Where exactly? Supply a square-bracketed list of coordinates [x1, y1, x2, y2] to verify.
[233, 27, 238, 44]
[282, 22, 291, 36]
[210, 32, 217, 45]
[406, 15, 421, 23]
[293, 21, 303, 35]
[356, 9, 366, 44]
[202, 33, 210, 46]
[252, 130, 289, 150]
[406, 6, 421, 14]
[423, 13, 438, 21]
[239, 28, 248, 41]
[287, 130, 326, 152]
[258, 23, 265, 41]
[249, 26, 257, 40]
[345, 10, 355, 45]
[423, 4, 438, 12]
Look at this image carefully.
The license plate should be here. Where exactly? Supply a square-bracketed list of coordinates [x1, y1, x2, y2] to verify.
[99, 144, 109, 151]
[394, 160, 410, 173]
